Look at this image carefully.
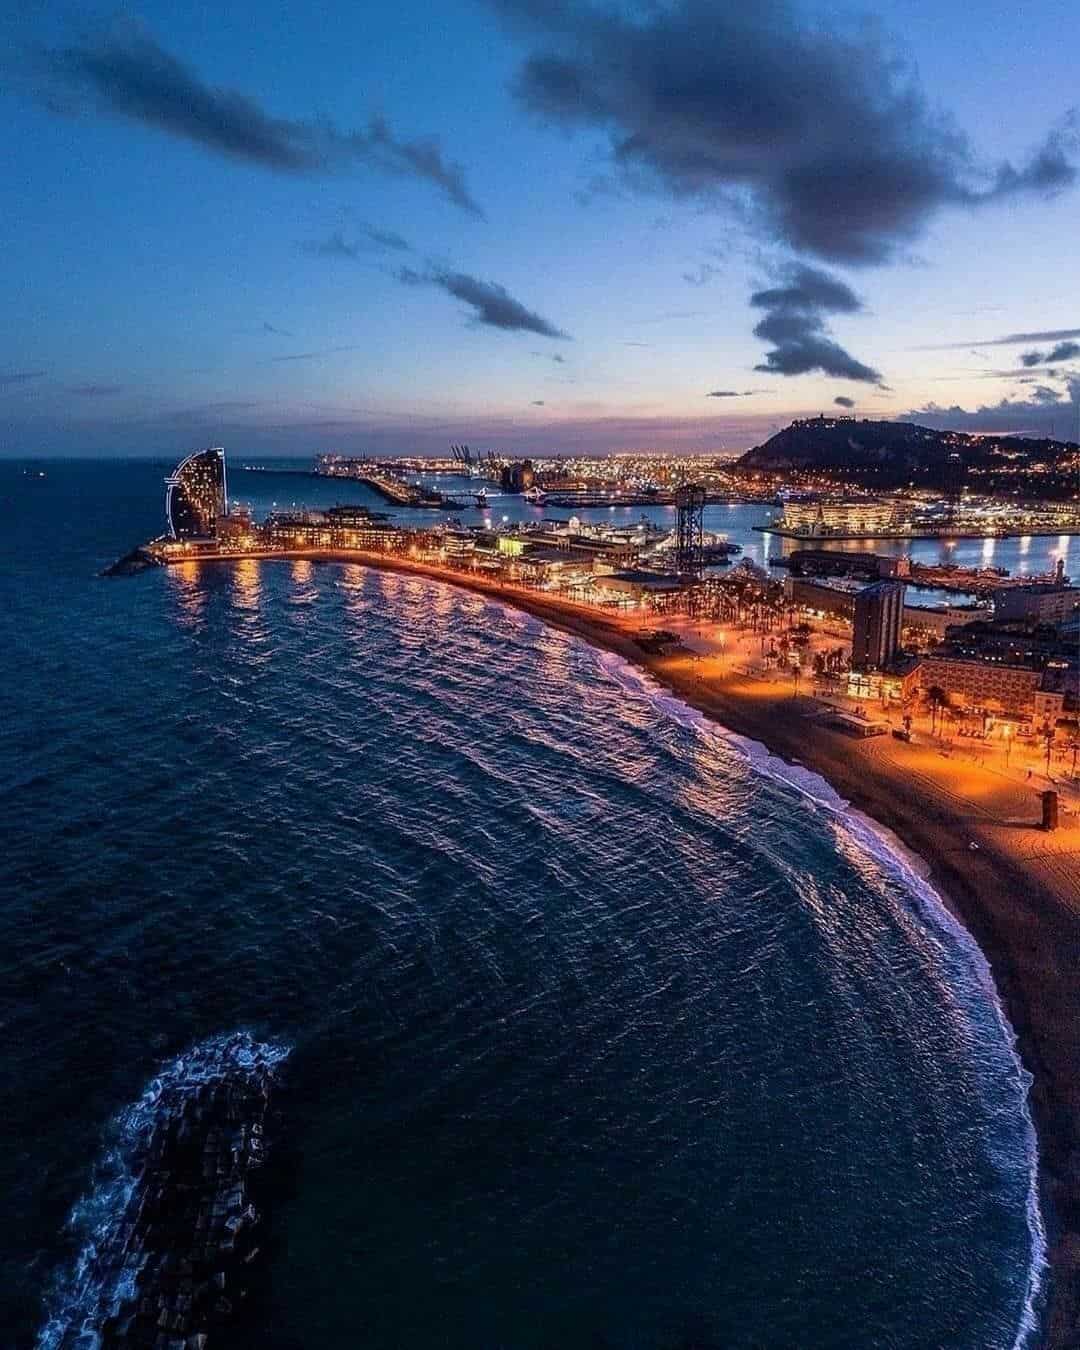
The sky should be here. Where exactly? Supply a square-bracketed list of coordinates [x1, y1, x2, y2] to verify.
[1, 0, 1078, 456]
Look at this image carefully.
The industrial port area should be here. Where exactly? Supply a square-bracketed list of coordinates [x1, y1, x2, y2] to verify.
[111, 436, 1080, 805]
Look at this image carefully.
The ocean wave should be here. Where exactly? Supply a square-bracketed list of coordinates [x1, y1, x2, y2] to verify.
[593, 646, 1047, 1349]
[36, 1030, 290, 1350]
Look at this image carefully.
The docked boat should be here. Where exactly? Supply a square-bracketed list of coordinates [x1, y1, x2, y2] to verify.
[524, 486, 547, 505]
[476, 489, 491, 509]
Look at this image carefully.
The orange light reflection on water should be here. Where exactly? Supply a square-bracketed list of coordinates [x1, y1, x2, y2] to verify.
[165, 560, 206, 628]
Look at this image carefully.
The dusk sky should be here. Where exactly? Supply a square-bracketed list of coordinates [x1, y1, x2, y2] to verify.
[3, 0, 1078, 455]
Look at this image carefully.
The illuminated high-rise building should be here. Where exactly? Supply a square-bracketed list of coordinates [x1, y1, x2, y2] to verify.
[851, 580, 905, 672]
[164, 447, 227, 539]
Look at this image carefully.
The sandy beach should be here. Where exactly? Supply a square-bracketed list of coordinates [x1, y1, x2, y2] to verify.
[287, 548, 1078, 1348]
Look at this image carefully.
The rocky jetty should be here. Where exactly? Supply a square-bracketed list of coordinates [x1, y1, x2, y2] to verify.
[101, 547, 163, 578]
[39, 1033, 289, 1350]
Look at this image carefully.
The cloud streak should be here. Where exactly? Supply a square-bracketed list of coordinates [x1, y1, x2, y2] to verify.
[706, 389, 771, 398]
[397, 266, 570, 338]
[493, 0, 1077, 264]
[749, 264, 882, 383]
[924, 326, 1080, 351]
[271, 345, 362, 362]
[44, 25, 483, 215]
[301, 225, 412, 260]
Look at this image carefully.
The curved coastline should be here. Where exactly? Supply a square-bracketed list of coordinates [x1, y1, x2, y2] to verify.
[170, 548, 1079, 1347]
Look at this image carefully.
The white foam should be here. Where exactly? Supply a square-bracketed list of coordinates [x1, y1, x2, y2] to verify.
[594, 646, 1048, 1348]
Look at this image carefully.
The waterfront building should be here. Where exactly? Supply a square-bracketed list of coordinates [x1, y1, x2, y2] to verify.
[787, 548, 911, 580]
[851, 581, 906, 672]
[592, 570, 686, 601]
[901, 602, 987, 643]
[992, 584, 1079, 626]
[783, 575, 974, 647]
[779, 496, 903, 536]
[164, 447, 227, 539]
[216, 507, 256, 549]
[915, 655, 1043, 716]
[846, 659, 922, 706]
[784, 574, 859, 621]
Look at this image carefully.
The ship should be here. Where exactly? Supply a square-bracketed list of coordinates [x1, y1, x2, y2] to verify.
[476, 489, 491, 510]
[523, 486, 547, 505]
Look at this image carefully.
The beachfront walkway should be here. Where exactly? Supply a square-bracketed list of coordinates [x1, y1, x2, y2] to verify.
[658, 614, 1080, 913]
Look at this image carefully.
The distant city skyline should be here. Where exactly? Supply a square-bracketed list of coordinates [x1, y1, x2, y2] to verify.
[1, 0, 1078, 455]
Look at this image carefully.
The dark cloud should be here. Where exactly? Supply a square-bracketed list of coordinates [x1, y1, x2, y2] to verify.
[834, 396, 856, 408]
[0, 370, 46, 388]
[706, 389, 770, 398]
[531, 399, 546, 405]
[397, 266, 569, 338]
[749, 264, 882, 383]
[262, 322, 293, 337]
[493, 0, 1076, 264]
[44, 25, 483, 214]
[66, 383, 124, 396]
[531, 350, 566, 363]
[904, 377, 1080, 438]
[1020, 339, 1080, 367]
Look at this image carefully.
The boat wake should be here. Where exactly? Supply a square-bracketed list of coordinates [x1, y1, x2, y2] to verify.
[37, 1030, 290, 1350]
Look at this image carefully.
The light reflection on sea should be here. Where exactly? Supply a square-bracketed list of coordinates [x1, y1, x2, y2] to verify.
[0, 460, 1048, 1349]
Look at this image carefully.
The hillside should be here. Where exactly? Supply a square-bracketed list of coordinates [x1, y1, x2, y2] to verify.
[735, 416, 1077, 497]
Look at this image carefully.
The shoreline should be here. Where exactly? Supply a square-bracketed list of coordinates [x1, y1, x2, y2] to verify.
[171, 548, 1080, 1346]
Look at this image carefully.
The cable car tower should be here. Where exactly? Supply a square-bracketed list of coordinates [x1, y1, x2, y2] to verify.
[674, 483, 707, 577]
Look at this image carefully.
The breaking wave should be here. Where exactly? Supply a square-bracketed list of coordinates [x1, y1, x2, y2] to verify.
[593, 646, 1047, 1349]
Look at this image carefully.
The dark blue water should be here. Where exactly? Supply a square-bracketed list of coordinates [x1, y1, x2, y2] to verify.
[1, 461, 1044, 1348]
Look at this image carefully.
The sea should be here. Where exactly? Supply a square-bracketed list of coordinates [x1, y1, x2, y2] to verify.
[0, 458, 1058, 1348]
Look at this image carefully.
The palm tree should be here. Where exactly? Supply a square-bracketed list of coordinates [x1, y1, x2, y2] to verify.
[1043, 723, 1056, 777]
[927, 685, 949, 737]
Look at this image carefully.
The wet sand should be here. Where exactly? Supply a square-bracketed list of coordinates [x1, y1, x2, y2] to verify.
[328, 550, 1080, 1348]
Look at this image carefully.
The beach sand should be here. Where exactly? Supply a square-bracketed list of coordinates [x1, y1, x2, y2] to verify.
[326, 550, 1080, 1348]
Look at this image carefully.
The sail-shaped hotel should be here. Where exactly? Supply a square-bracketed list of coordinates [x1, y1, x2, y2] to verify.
[164, 447, 227, 539]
